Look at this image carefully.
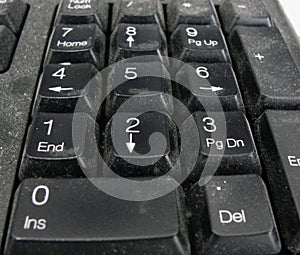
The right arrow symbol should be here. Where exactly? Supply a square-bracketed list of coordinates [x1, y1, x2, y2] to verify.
[199, 86, 223, 92]
[126, 133, 136, 153]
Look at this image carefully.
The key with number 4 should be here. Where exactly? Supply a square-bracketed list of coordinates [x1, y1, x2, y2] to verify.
[35, 63, 102, 114]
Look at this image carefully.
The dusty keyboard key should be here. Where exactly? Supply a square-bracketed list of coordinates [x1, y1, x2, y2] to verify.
[112, 0, 165, 31]
[104, 111, 179, 177]
[256, 111, 300, 253]
[167, 0, 219, 32]
[187, 175, 281, 254]
[110, 23, 167, 63]
[105, 61, 173, 117]
[35, 63, 102, 114]
[0, 0, 27, 35]
[0, 25, 16, 72]
[5, 178, 190, 255]
[219, 0, 273, 34]
[175, 63, 244, 112]
[46, 24, 105, 69]
[182, 111, 261, 182]
[19, 113, 99, 178]
[171, 25, 230, 63]
[56, 0, 109, 31]
[228, 26, 300, 119]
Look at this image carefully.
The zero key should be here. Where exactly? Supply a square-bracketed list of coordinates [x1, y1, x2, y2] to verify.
[5, 178, 190, 255]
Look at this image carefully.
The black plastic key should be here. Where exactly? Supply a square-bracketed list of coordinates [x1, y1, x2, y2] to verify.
[104, 111, 179, 177]
[105, 61, 173, 117]
[171, 25, 230, 63]
[187, 175, 281, 254]
[46, 24, 105, 69]
[175, 63, 244, 112]
[112, 0, 165, 32]
[167, 0, 219, 32]
[0, 25, 16, 72]
[56, 0, 109, 31]
[19, 113, 99, 179]
[182, 111, 261, 183]
[219, 0, 273, 34]
[110, 23, 167, 63]
[5, 178, 190, 255]
[228, 26, 300, 119]
[0, 0, 27, 35]
[34, 63, 102, 114]
[256, 111, 300, 253]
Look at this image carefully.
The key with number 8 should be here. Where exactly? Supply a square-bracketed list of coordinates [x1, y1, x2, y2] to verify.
[110, 24, 167, 63]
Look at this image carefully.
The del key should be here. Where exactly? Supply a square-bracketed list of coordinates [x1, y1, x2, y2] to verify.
[187, 175, 281, 254]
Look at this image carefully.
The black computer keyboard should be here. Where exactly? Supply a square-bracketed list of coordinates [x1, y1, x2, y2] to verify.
[0, 0, 300, 254]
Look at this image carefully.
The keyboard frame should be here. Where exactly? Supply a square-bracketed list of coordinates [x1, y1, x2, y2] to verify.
[0, 0, 299, 253]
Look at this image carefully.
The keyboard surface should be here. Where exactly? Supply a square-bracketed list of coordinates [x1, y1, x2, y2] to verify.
[0, 0, 300, 254]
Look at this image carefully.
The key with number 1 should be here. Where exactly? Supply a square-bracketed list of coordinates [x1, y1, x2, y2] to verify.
[19, 113, 99, 179]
